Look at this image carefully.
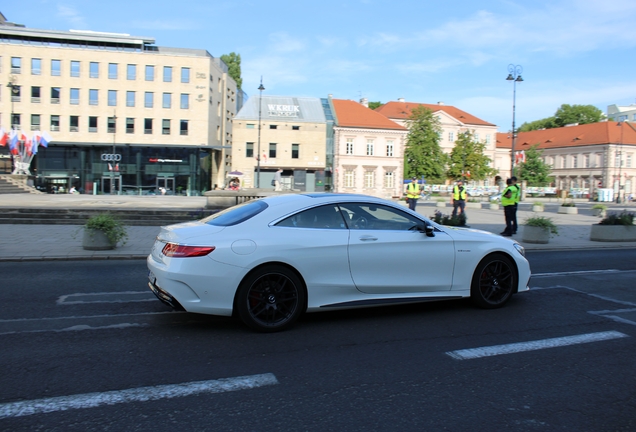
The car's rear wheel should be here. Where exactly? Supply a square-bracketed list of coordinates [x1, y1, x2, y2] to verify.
[471, 254, 516, 308]
[236, 265, 306, 332]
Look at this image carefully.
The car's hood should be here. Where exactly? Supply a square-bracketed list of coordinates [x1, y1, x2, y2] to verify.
[439, 225, 508, 241]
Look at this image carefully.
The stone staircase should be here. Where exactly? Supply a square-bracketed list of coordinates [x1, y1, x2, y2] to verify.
[0, 175, 43, 194]
[0, 207, 217, 226]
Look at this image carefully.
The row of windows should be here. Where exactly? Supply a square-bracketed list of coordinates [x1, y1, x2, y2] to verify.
[447, 132, 491, 144]
[6, 86, 191, 109]
[343, 170, 396, 189]
[9, 113, 189, 136]
[246, 123, 301, 131]
[345, 138, 396, 157]
[243, 142, 300, 159]
[9, 57, 191, 83]
[548, 153, 633, 169]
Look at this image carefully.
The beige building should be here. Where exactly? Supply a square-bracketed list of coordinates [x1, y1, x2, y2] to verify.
[0, 13, 237, 194]
[231, 95, 331, 191]
[375, 99, 504, 183]
[331, 98, 407, 199]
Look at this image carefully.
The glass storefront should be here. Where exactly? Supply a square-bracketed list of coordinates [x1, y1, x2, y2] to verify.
[33, 144, 212, 195]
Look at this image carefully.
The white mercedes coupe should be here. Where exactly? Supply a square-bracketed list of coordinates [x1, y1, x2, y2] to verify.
[147, 193, 531, 332]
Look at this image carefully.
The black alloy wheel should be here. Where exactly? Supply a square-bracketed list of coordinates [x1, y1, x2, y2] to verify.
[471, 254, 516, 308]
[236, 265, 306, 332]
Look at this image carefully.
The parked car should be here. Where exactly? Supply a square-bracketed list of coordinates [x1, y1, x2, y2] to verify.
[147, 193, 531, 332]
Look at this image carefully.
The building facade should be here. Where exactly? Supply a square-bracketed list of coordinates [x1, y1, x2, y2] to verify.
[331, 98, 407, 199]
[496, 121, 636, 201]
[0, 14, 238, 195]
[231, 95, 333, 191]
[375, 99, 504, 183]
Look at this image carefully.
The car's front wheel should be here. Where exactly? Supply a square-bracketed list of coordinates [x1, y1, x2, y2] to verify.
[236, 265, 306, 332]
[471, 254, 516, 308]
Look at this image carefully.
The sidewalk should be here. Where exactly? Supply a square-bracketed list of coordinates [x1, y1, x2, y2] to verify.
[1, 194, 635, 261]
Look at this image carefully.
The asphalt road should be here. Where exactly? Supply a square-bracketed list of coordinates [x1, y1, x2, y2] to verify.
[1, 251, 635, 431]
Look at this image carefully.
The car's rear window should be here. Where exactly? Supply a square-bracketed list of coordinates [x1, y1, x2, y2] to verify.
[201, 200, 268, 226]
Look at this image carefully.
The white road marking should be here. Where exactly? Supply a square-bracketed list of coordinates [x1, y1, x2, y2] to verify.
[446, 331, 629, 360]
[0, 373, 279, 419]
[531, 269, 621, 278]
[57, 291, 155, 305]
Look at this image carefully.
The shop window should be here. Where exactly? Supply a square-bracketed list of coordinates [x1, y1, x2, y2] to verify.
[180, 120, 188, 136]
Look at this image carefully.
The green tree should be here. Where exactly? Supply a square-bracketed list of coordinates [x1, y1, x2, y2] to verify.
[515, 144, 553, 186]
[518, 104, 604, 131]
[404, 106, 448, 182]
[447, 131, 497, 181]
[368, 101, 382, 110]
[220, 52, 242, 89]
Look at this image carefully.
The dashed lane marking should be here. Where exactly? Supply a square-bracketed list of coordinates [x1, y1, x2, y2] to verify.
[446, 331, 629, 360]
[0, 373, 279, 419]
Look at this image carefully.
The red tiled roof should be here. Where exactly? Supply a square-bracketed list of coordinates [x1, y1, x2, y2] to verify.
[332, 99, 406, 130]
[375, 101, 495, 127]
[496, 121, 636, 149]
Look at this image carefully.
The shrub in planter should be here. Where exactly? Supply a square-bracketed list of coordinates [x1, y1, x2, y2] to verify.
[82, 213, 128, 250]
[522, 216, 558, 244]
[532, 201, 545, 212]
[431, 210, 468, 227]
[591, 204, 608, 217]
[591, 211, 636, 242]
[558, 201, 578, 214]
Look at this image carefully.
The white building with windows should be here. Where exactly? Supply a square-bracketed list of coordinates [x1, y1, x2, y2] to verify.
[0, 12, 238, 194]
[331, 98, 407, 199]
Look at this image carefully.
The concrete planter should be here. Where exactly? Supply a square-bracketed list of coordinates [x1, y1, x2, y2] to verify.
[532, 205, 544, 212]
[82, 228, 115, 250]
[466, 202, 481, 209]
[558, 206, 578, 214]
[590, 225, 636, 242]
[522, 226, 551, 244]
[436, 202, 447, 208]
[489, 203, 500, 210]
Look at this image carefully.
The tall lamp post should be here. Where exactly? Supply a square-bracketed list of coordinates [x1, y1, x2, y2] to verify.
[616, 121, 624, 203]
[6, 75, 18, 174]
[506, 64, 523, 178]
[256, 77, 265, 188]
[111, 113, 117, 195]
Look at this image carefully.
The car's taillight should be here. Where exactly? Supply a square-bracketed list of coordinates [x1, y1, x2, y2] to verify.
[162, 242, 215, 258]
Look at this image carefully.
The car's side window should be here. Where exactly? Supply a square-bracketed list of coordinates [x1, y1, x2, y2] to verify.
[338, 203, 422, 231]
[276, 205, 346, 229]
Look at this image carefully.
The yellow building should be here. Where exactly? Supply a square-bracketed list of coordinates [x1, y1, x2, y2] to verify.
[0, 13, 238, 194]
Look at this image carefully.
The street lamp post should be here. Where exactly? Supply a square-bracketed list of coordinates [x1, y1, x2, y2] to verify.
[506, 64, 523, 178]
[111, 113, 117, 195]
[616, 121, 624, 203]
[256, 77, 265, 188]
[7, 75, 18, 173]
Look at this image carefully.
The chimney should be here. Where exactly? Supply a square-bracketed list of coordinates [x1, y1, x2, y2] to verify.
[360, 98, 368, 108]
[437, 101, 444, 105]
[398, 98, 405, 103]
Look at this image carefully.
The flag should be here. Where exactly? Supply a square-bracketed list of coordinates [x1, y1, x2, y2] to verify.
[0, 127, 6, 146]
[8, 130, 18, 150]
[114, 163, 119, 172]
[39, 131, 51, 148]
[25, 136, 33, 156]
[31, 133, 39, 155]
[20, 130, 28, 142]
[108, 163, 113, 171]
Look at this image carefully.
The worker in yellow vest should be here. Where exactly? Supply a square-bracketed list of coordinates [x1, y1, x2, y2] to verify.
[451, 179, 467, 217]
[500, 178, 516, 236]
[406, 177, 421, 211]
[511, 176, 520, 234]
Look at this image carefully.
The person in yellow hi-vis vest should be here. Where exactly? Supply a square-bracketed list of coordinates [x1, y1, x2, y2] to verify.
[406, 177, 421, 211]
[451, 179, 467, 217]
[500, 178, 516, 236]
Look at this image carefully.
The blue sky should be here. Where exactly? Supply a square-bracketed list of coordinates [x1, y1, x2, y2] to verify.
[4, 0, 636, 131]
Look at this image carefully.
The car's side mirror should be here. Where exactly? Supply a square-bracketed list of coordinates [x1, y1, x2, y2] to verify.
[425, 225, 435, 237]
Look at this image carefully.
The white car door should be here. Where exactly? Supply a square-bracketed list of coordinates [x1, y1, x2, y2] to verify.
[342, 203, 455, 294]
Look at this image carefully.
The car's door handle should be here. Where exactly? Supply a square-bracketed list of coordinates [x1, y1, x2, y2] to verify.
[358, 235, 378, 241]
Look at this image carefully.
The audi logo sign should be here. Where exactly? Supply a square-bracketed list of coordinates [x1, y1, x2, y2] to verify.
[101, 154, 122, 161]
